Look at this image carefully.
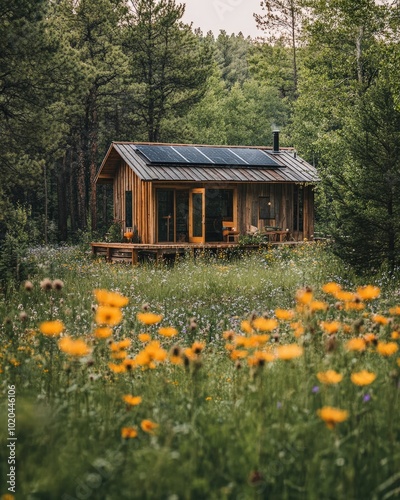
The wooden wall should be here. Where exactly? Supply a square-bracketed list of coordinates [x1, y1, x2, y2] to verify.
[113, 165, 315, 244]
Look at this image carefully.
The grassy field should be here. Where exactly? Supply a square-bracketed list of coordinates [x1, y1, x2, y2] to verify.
[0, 243, 400, 499]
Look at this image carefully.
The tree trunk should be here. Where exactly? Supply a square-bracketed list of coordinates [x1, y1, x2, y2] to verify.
[57, 153, 68, 241]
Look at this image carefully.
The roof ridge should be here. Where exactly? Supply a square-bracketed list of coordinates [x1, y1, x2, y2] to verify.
[111, 141, 294, 151]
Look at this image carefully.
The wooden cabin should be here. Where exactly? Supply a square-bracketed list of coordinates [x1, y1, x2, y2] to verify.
[95, 136, 319, 245]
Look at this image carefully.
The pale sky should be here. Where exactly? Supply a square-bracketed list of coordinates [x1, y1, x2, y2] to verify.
[182, 0, 263, 38]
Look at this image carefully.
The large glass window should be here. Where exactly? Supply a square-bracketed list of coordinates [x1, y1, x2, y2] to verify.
[205, 189, 234, 241]
[157, 190, 175, 242]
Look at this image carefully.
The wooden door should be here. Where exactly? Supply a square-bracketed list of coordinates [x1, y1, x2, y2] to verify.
[189, 188, 205, 243]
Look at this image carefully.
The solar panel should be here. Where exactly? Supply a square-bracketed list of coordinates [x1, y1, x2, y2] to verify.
[172, 146, 211, 164]
[233, 148, 280, 167]
[135, 144, 281, 167]
[136, 145, 188, 164]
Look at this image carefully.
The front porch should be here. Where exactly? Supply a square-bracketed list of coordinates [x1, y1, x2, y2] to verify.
[91, 240, 305, 264]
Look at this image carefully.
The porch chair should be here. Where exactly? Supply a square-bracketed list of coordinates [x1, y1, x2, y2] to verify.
[222, 221, 240, 242]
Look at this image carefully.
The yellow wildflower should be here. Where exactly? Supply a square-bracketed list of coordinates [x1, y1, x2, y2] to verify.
[309, 301, 328, 312]
[138, 333, 151, 342]
[111, 351, 128, 360]
[320, 321, 341, 335]
[335, 290, 357, 302]
[317, 406, 349, 429]
[223, 330, 235, 341]
[240, 320, 254, 334]
[121, 427, 137, 439]
[136, 312, 163, 325]
[94, 327, 113, 339]
[39, 320, 64, 336]
[391, 331, 400, 340]
[123, 395, 142, 406]
[322, 282, 342, 295]
[158, 327, 178, 337]
[357, 285, 380, 301]
[376, 341, 398, 357]
[345, 338, 366, 352]
[351, 370, 377, 386]
[317, 370, 343, 385]
[108, 362, 127, 373]
[247, 350, 274, 367]
[141, 419, 158, 434]
[290, 322, 305, 338]
[94, 289, 129, 308]
[296, 289, 313, 305]
[275, 309, 295, 321]
[372, 314, 389, 326]
[275, 344, 304, 361]
[230, 349, 248, 360]
[252, 317, 278, 332]
[95, 306, 122, 326]
[58, 337, 91, 357]
[389, 306, 400, 315]
[191, 341, 205, 354]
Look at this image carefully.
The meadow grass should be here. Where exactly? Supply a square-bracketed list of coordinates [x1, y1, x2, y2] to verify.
[0, 243, 400, 499]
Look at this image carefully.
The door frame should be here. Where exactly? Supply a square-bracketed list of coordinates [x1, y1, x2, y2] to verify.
[189, 188, 206, 243]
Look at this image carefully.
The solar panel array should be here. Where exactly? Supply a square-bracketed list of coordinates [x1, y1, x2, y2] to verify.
[135, 145, 280, 168]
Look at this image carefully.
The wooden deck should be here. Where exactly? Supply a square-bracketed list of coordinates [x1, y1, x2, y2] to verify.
[91, 240, 305, 264]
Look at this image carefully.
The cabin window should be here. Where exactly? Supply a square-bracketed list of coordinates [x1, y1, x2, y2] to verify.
[293, 185, 304, 231]
[259, 197, 275, 220]
[157, 189, 175, 242]
[125, 191, 133, 228]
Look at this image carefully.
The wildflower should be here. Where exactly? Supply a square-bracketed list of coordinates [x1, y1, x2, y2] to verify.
[94, 327, 113, 339]
[320, 321, 341, 335]
[94, 289, 129, 308]
[372, 314, 389, 326]
[252, 317, 278, 332]
[230, 349, 248, 360]
[296, 288, 313, 305]
[357, 285, 380, 301]
[52, 279, 64, 291]
[335, 290, 357, 302]
[191, 341, 205, 354]
[312, 386, 320, 393]
[240, 320, 254, 334]
[376, 341, 398, 357]
[223, 330, 235, 341]
[275, 344, 304, 361]
[169, 345, 183, 365]
[317, 406, 349, 429]
[123, 395, 142, 406]
[123, 358, 136, 370]
[118, 339, 131, 350]
[317, 370, 343, 385]
[389, 306, 400, 316]
[309, 301, 328, 312]
[275, 309, 295, 321]
[121, 427, 137, 439]
[24, 280, 34, 292]
[141, 419, 158, 434]
[363, 393, 371, 403]
[345, 301, 365, 311]
[391, 331, 400, 340]
[290, 321, 305, 338]
[158, 327, 178, 337]
[363, 333, 377, 345]
[205, 396, 212, 401]
[58, 337, 91, 357]
[322, 282, 342, 295]
[111, 351, 128, 360]
[138, 333, 151, 343]
[247, 350, 274, 367]
[345, 338, 366, 352]
[136, 312, 163, 325]
[351, 370, 377, 386]
[95, 306, 122, 326]
[108, 362, 127, 373]
[40, 278, 53, 291]
[39, 320, 64, 336]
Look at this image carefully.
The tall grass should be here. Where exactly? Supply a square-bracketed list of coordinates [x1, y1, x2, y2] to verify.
[0, 243, 399, 499]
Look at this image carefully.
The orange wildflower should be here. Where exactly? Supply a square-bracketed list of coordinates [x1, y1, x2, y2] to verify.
[94, 289, 129, 308]
[320, 321, 341, 335]
[296, 289, 313, 305]
[158, 327, 178, 337]
[223, 330, 235, 341]
[121, 427, 137, 439]
[345, 338, 366, 352]
[290, 322, 305, 338]
[350, 370, 377, 386]
[335, 290, 357, 302]
[191, 341, 205, 354]
[94, 327, 113, 339]
[275, 309, 295, 321]
[138, 333, 151, 343]
[309, 301, 328, 312]
[240, 320, 254, 334]
[108, 362, 127, 373]
[391, 331, 400, 340]
[247, 350, 275, 367]
[357, 285, 380, 301]
[230, 349, 248, 360]
[322, 282, 342, 295]
[389, 306, 400, 316]
[136, 312, 163, 325]
[376, 341, 398, 356]
[252, 317, 278, 332]
[317, 370, 343, 385]
[141, 419, 158, 434]
[123, 395, 142, 406]
[39, 320, 64, 336]
[58, 337, 91, 357]
[372, 314, 389, 326]
[317, 406, 349, 429]
[275, 344, 304, 361]
[95, 306, 122, 326]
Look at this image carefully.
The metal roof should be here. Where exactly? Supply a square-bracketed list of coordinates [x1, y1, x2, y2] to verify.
[96, 142, 320, 184]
